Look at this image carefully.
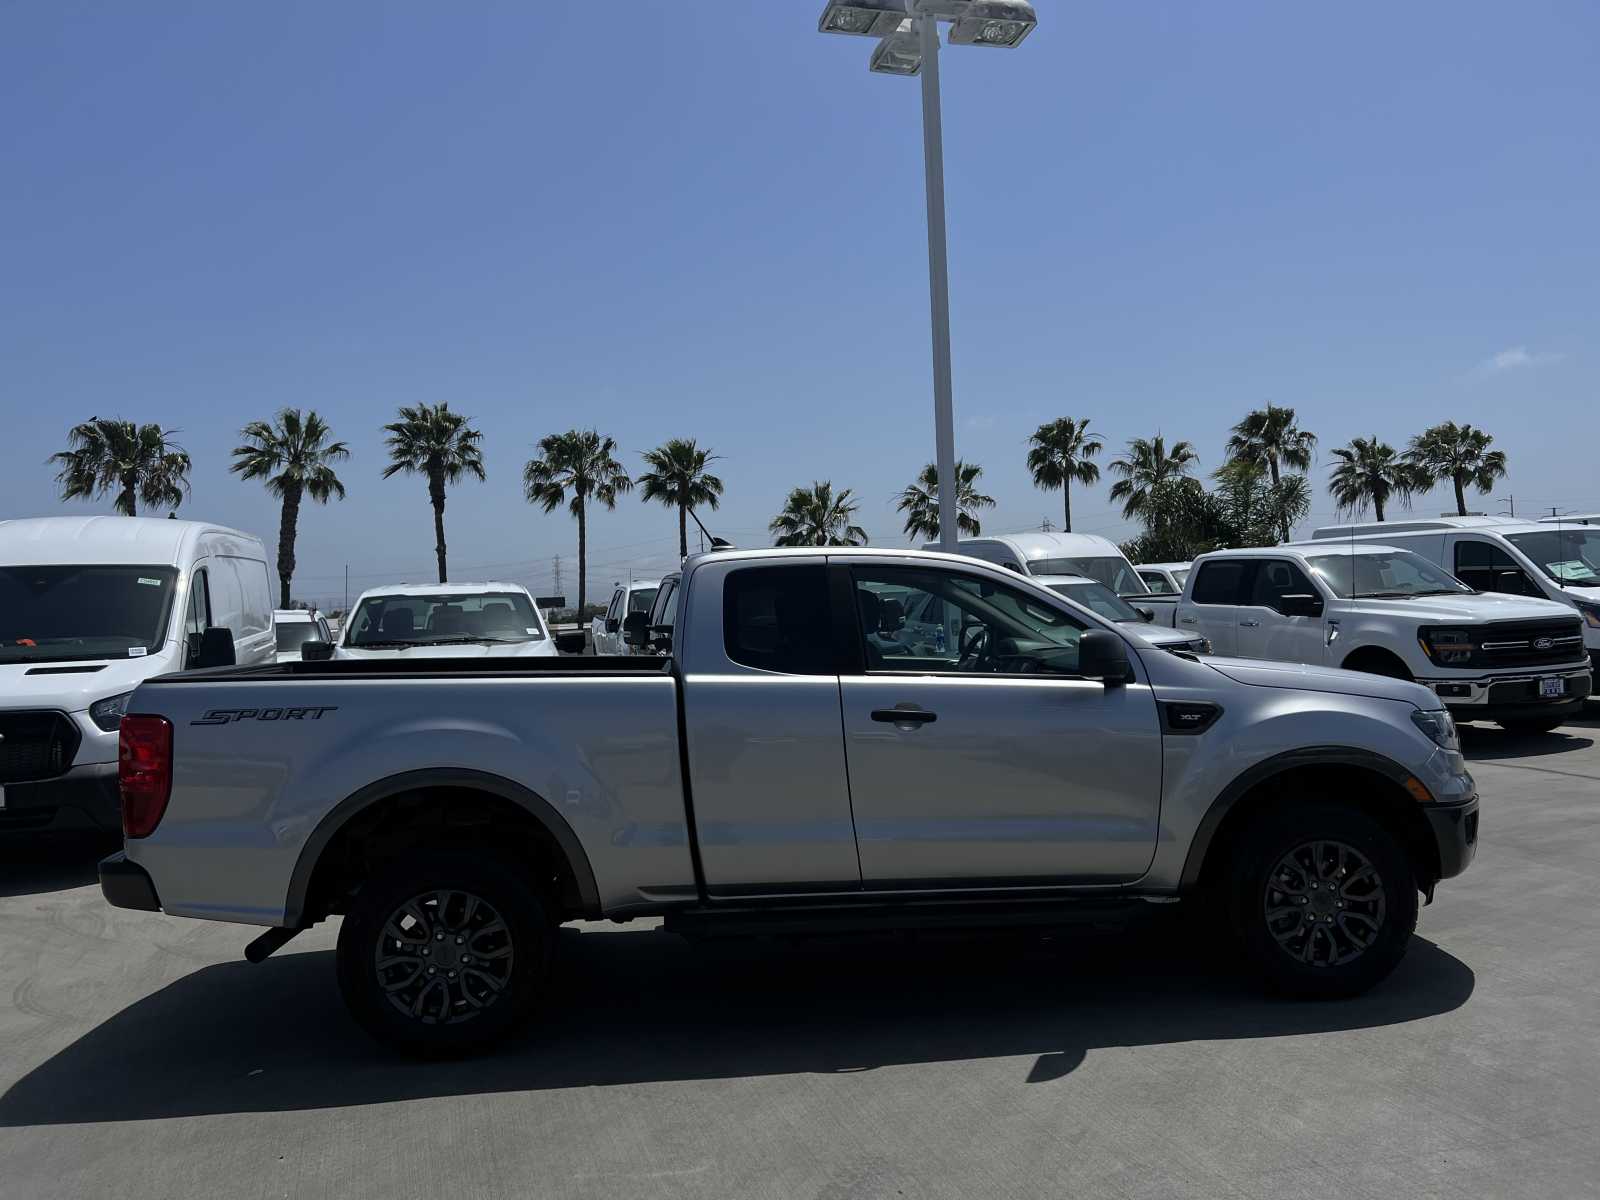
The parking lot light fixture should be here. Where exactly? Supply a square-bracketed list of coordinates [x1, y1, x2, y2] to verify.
[947, 0, 1037, 47]
[818, 1, 908, 37]
[869, 20, 923, 76]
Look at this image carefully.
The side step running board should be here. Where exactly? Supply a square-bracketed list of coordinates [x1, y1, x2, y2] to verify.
[663, 896, 1153, 942]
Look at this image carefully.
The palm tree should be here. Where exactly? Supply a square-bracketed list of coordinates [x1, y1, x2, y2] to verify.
[50, 417, 191, 516]
[230, 410, 349, 608]
[1403, 422, 1508, 517]
[1106, 435, 1199, 521]
[1327, 436, 1416, 522]
[1225, 404, 1317, 541]
[769, 482, 869, 547]
[1026, 417, 1103, 532]
[638, 438, 725, 559]
[523, 430, 632, 615]
[380, 403, 486, 583]
[896, 461, 995, 541]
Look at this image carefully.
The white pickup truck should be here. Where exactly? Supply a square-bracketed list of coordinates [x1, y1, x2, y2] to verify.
[1167, 545, 1591, 732]
[590, 579, 661, 656]
[100, 546, 1479, 1054]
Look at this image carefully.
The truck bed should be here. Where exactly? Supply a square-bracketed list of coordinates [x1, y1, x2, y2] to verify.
[156, 654, 672, 682]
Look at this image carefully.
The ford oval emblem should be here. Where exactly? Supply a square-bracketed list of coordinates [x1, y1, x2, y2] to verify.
[1533, 636, 1554, 651]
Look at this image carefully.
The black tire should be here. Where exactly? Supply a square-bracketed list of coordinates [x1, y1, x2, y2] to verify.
[336, 849, 552, 1056]
[1226, 802, 1417, 999]
[1496, 716, 1565, 735]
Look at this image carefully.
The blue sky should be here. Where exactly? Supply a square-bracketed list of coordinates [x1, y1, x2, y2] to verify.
[3, 1, 1596, 607]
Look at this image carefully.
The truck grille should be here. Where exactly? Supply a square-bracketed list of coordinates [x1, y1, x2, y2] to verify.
[1474, 618, 1586, 669]
[0, 711, 81, 784]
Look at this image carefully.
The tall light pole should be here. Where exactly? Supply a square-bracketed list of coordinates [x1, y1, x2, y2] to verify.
[818, 1, 1037, 551]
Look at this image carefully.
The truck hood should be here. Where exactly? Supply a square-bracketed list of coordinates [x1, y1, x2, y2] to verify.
[1344, 592, 1573, 624]
[1203, 657, 1436, 708]
[1121, 621, 1199, 648]
[0, 650, 176, 713]
[335, 640, 558, 661]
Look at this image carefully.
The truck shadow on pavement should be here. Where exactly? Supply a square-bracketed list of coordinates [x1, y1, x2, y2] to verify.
[0, 836, 114, 899]
[0, 920, 1474, 1126]
[1459, 724, 1595, 762]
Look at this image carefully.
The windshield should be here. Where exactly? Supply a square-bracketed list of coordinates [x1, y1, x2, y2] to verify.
[275, 620, 325, 653]
[1506, 530, 1600, 586]
[1048, 580, 1143, 622]
[1306, 550, 1473, 599]
[1030, 556, 1146, 594]
[0, 565, 178, 665]
[344, 591, 546, 647]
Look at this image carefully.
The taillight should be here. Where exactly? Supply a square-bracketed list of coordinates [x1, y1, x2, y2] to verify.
[119, 715, 173, 839]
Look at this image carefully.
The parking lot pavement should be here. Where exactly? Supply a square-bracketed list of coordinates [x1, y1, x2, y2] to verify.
[1, 713, 1597, 1200]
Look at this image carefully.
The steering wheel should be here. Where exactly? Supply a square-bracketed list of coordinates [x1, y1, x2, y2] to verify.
[957, 624, 992, 672]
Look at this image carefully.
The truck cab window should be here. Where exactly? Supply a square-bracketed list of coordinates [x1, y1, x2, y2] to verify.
[1192, 561, 1250, 605]
[1249, 560, 1316, 610]
[852, 567, 1085, 676]
[722, 566, 833, 675]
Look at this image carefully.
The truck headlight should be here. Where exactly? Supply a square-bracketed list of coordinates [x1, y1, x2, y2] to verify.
[1419, 627, 1474, 665]
[89, 691, 134, 732]
[1411, 708, 1460, 753]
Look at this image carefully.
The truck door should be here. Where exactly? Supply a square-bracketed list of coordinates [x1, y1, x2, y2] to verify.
[677, 559, 862, 894]
[836, 561, 1163, 885]
[1234, 558, 1327, 665]
[1178, 559, 1251, 656]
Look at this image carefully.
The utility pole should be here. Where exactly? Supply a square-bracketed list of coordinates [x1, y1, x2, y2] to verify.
[343, 565, 348, 614]
[1498, 495, 1515, 518]
[1040, 518, 1055, 533]
[552, 555, 563, 599]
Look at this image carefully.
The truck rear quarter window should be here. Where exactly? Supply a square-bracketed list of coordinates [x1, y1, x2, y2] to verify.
[1191, 561, 1250, 605]
[722, 566, 833, 675]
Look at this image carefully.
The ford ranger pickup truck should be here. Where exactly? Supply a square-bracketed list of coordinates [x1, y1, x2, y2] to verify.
[100, 547, 1479, 1054]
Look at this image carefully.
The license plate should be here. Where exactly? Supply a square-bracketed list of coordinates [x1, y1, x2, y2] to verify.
[1540, 676, 1565, 699]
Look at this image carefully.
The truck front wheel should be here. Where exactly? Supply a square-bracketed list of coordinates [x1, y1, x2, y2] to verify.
[1226, 803, 1417, 998]
[336, 850, 552, 1055]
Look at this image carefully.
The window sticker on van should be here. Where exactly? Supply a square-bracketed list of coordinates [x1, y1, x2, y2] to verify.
[137, 577, 162, 586]
[1547, 560, 1599, 584]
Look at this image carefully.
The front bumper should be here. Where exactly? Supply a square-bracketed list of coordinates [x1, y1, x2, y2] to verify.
[99, 850, 162, 912]
[0, 763, 120, 835]
[1423, 796, 1479, 882]
[1422, 665, 1592, 715]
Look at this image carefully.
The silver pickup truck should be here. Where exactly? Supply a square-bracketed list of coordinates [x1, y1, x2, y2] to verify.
[101, 547, 1479, 1054]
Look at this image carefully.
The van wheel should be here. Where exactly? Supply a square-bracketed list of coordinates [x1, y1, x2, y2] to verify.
[1226, 803, 1416, 998]
[1496, 716, 1565, 735]
[336, 850, 551, 1055]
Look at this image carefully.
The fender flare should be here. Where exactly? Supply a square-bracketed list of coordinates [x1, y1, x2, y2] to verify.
[282, 767, 602, 925]
[1178, 745, 1420, 890]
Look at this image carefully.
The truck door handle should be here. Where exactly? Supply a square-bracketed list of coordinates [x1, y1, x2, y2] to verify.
[1179, 617, 1197, 625]
[871, 707, 937, 728]
[1240, 619, 1260, 627]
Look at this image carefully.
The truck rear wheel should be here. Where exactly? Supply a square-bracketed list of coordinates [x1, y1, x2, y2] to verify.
[1226, 803, 1417, 998]
[336, 850, 552, 1055]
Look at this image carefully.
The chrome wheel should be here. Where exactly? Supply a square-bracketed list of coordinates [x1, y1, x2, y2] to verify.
[375, 889, 515, 1025]
[1263, 839, 1387, 968]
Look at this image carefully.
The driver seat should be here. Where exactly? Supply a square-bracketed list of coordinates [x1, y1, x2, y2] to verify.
[855, 589, 885, 669]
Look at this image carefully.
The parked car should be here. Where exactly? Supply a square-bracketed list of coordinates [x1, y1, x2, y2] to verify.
[1170, 544, 1590, 732]
[0, 516, 273, 835]
[922, 531, 1149, 594]
[273, 609, 334, 664]
[1137, 562, 1191, 595]
[102, 545, 1477, 1054]
[1028, 574, 1210, 655]
[336, 582, 580, 660]
[591, 579, 661, 656]
[1309, 516, 1600, 679]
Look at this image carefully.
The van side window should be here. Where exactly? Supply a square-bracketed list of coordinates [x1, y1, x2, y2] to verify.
[1454, 540, 1534, 595]
[722, 566, 833, 675]
[1191, 561, 1250, 605]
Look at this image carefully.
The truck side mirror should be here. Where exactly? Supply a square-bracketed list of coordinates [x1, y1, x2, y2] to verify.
[622, 612, 649, 647]
[648, 625, 674, 654]
[1135, 605, 1155, 622]
[555, 632, 587, 655]
[1277, 593, 1324, 618]
[1078, 630, 1131, 685]
[300, 640, 335, 662]
[192, 626, 236, 670]
[605, 617, 620, 634]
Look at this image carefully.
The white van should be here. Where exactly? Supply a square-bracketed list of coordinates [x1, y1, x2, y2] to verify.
[0, 516, 275, 835]
[1309, 516, 1600, 679]
[923, 532, 1148, 595]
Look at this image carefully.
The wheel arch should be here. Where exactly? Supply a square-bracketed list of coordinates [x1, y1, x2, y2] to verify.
[283, 768, 602, 927]
[1339, 643, 1414, 680]
[1180, 747, 1442, 894]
